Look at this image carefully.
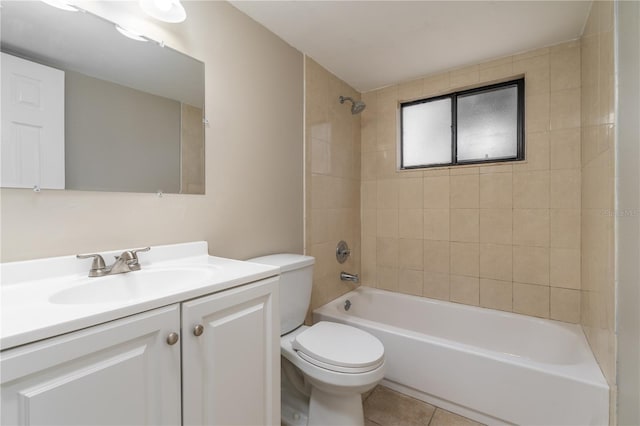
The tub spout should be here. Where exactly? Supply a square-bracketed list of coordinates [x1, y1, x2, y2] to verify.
[340, 272, 359, 283]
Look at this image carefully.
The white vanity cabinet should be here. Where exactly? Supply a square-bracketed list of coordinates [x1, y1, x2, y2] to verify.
[1, 277, 279, 426]
[1, 305, 182, 426]
[182, 278, 279, 426]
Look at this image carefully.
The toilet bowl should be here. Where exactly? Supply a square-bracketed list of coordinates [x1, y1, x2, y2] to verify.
[248, 254, 385, 426]
[282, 324, 385, 425]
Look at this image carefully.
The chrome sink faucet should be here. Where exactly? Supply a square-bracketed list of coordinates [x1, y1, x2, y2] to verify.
[77, 247, 150, 277]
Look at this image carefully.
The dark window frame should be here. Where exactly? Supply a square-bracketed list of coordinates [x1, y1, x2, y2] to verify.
[400, 78, 525, 169]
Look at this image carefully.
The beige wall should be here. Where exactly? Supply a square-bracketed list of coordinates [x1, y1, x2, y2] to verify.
[361, 41, 582, 323]
[580, 0, 617, 417]
[305, 58, 361, 317]
[0, 1, 304, 262]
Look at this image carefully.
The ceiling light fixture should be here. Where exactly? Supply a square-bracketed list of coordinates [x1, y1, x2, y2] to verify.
[139, 0, 186, 23]
[115, 25, 148, 42]
[41, 0, 78, 12]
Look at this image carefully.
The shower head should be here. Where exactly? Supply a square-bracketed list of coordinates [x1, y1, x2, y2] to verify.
[339, 96, 366, 115]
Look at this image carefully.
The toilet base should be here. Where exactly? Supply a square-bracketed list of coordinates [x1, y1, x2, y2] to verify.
[282, 400, 309, 426]
[308, 386, 364, 426]
[281, 362, 310, 426]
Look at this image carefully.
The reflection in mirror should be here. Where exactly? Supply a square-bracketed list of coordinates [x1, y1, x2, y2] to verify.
[0, 1, 205, 194]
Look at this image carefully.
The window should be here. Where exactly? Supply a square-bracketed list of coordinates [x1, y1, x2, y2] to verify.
[400, 79, 524, 169]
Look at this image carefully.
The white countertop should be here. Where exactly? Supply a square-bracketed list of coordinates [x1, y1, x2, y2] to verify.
[0, 242, 279, 350]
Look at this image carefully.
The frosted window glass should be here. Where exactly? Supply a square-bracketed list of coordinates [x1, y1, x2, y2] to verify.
[457, 85, 518, 162]
[402, 98, 451, 167]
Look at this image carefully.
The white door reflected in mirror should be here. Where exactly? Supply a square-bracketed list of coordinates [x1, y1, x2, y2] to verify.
[1, 53, 65, 190]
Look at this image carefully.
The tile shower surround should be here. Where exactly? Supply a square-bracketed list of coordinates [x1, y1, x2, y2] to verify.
[360, 40, 582, 324]
[305, 57, 362, 320]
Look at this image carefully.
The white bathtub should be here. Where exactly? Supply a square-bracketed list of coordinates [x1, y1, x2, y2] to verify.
[313, 287, 608, 426]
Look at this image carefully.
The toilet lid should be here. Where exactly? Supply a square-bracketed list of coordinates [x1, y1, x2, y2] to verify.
[292, 322, 384, 372]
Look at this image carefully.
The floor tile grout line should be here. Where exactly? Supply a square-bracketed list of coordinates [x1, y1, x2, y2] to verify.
[363, 385, 484, 426]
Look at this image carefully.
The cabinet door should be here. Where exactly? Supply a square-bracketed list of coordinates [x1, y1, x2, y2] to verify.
[182, 277, 280, 426]
[1, 305, 181, 426]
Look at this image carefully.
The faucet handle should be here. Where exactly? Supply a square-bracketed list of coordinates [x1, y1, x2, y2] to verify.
[76, 253, 108, 277]
[124, 247, 150, 271]
[114, 247, 150, 261]
[131, 247, 150, 256]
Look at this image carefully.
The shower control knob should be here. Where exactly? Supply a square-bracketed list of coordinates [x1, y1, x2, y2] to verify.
[336, 240, 351, 264]
[166, 332, 179, 345]
[193, 324, 204, 336]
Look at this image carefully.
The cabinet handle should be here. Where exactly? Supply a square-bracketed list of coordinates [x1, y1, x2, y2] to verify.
[193, 324, 204, 336]
[166, 332, 179, 345]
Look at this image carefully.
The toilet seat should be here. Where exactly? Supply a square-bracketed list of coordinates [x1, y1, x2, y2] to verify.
[292, 322, 384, 374]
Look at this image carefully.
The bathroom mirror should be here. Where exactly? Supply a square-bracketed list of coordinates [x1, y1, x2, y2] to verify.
[0, 1, 205, 194]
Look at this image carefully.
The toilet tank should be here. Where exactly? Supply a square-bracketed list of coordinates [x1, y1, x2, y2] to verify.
[247, 254, 315, 335]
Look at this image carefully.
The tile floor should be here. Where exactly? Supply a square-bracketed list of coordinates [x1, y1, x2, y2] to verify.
[363, 385, 485, 426]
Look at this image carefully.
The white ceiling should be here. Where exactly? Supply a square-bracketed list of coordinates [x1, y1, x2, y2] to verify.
[230, 1, 592, 93]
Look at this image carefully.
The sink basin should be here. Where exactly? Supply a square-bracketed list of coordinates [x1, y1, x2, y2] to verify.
[49, 267, 218, 305]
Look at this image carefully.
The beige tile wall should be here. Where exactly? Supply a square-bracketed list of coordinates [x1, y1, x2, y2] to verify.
[361, 41, 582, 323]
[181, 103, 205, 194]
[305, 58, 362, 318]
[580, 0, 617, 411]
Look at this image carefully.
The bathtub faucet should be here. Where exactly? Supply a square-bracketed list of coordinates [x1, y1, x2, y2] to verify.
[340, 272, 359, 283]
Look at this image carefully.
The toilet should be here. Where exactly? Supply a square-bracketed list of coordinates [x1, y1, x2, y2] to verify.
[248, 254, 385, 426]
